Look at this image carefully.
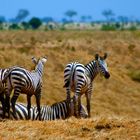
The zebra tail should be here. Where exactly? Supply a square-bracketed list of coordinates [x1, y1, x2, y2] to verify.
[63, 64, 75, 88]
[63, 80, 70, 88]
[2, 68, 13, 83]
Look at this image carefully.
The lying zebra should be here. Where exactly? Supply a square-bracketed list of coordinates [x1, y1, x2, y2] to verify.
[0, 98, 88, 120]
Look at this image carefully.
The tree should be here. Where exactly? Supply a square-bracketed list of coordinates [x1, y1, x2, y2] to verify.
[0, 16, 6, 30]
[102, 9, 115, 23]
[118, 16, 129, 30]
[9, 23, 21, 30]
[64, 10, 77, 22]
[29, 17, 42, 29]
[0, 16, 6, 23]
[118, 16, 129, 24]
[61, 18, 69, 24]
[80, 16, 86, 22]
[42, 17, 54, 23]
[15, 9, 30, 22]
[21, 21, 30, 30]
[80, 15, 92, 22]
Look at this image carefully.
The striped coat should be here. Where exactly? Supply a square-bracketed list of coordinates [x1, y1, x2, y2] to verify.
[3, 57, 47, 120]
[0, 98, 88, 120]
[64, 53, 110, 117]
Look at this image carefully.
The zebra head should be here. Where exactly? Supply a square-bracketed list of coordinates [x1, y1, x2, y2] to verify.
[32, 56, 47, 65]
[95, 53, 110, 79]
[70, 97, 88, 118]
[32, 56, 47, 76]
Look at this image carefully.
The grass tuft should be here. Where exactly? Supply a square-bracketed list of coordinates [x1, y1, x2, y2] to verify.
[129, 70, 140, 82]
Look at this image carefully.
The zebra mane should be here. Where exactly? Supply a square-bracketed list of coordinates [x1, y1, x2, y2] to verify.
[84, 60, 99, 81]
[85, 60, 96, 67]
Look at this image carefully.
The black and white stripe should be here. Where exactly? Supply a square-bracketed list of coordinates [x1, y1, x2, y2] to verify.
[0, 68, 9, 118]
[64, 53, 110, 117]
[3, 57, 47, 120]
[0, 98, 88, 120]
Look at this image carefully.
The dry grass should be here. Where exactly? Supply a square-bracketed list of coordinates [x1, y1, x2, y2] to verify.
[0, 30, 140, 139]
[0, 117, 140, 140]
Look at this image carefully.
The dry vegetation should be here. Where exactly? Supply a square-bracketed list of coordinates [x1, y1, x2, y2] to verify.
[0, 30, 140, 139]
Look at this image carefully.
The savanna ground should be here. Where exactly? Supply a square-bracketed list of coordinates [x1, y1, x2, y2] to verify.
[0, 30, 140, 139]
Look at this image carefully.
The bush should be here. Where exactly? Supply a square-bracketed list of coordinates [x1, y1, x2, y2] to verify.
[21, 21, 30, 30]
[9, 23, 21, 30]
[101, 24, 116, 31]
[129, 25, 137, 31]
[129, 70, 140, 82]
[29, 17, 42, 29]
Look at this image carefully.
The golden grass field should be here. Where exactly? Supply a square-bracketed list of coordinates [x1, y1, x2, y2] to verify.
[0, 30, 140, 139]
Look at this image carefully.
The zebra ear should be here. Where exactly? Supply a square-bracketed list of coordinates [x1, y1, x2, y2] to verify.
[32, 57, 38, 64]
[41, 56, 47, 64]
[95, 54, 99, 60]
[103, 53, 108, 59]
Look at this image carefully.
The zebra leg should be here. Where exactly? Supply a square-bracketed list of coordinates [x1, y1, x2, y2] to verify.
[66, 87, 71, 116]
[27, 95, 31, 120]
[35, 94, 41, 120]
[5, 95, 10, 118]
[0, 92, 6, 119]
[78, 95, 81, 118]
[11, 89, 20, 119]
[74, 92, 81, 118]
[85, 92, 91, 118]
[74, 83, 82, 118]
[4, 80, 12, 118]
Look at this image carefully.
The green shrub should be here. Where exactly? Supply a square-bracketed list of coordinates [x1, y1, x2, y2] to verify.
[59, 25, 66, 31]
[129, 70, 140, 82]
[9, 23, 21, 30]
[129, 25, 137, 31]
[21, 21, 30, 30]
[101, 24, 116, 31]
[29, 17, 42, 29]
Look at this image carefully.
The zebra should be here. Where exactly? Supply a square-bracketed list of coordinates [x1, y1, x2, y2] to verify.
[63, 53, 110, 118]
[0, 97, 88, 120]
[2, 56, 47, 120]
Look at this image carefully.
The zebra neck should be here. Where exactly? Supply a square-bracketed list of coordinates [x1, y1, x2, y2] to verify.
[85, 61, 99, 81]
[35, 65, 44, 77]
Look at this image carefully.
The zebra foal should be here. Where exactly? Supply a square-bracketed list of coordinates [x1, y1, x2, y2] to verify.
[64, 53, 110, 118]
[3, 56, 47, 120]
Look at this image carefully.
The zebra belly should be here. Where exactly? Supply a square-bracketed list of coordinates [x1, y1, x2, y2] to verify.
[20, 88, 35, 95]
[71, 84, 89, 95]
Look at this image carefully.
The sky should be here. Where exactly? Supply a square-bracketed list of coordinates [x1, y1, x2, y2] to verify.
[0, 0, 140, 21]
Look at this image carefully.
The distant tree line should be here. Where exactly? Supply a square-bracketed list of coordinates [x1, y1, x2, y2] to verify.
[0, 9, 139, 31]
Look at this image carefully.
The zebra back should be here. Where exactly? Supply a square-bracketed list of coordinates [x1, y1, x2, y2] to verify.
[33, 98, 88, 120]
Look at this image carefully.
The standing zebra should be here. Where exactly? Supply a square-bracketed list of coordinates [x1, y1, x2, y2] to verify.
[63, 53, 110, 118]
[3, 56, 47, 120]
[0, 97, 88, 120]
